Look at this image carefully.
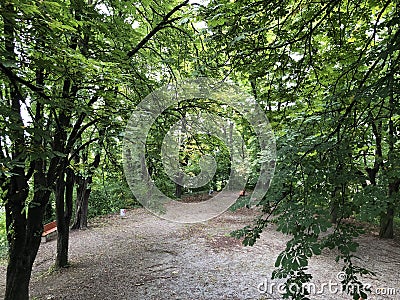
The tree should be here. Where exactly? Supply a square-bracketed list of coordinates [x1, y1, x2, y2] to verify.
[201, 0, 399, 298]
[0, 0, 192, 298]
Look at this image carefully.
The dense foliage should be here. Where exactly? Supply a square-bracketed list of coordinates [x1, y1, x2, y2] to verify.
[0, 0, 398, 299]
[0, 0, 194, 298]
[200, 0, 399, 298]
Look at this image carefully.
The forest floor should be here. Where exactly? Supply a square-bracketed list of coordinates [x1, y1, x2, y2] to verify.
[0, 206, 399, 300]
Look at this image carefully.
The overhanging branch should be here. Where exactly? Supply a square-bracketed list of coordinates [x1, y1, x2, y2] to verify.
[127, 0, 189, 58]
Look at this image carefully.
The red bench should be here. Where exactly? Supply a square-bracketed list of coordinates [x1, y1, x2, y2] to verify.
[41, 221, 57, 242]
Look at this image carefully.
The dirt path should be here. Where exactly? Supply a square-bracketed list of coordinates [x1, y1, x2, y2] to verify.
[0, 208, 399, 299]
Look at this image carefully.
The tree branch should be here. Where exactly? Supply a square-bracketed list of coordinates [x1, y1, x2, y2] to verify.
[127, 0, 189, 58]
[0, 62, 51, 100]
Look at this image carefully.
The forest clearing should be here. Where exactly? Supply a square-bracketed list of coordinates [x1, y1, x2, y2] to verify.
[1, 207, 399, 299]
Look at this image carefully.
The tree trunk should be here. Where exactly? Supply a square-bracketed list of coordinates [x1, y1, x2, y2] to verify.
[330, 186, 340, 224]
[5, 185, 49, 300]
[380, 80, 398, 239]
[379, 206, 394, 239]
[72, 176, 90, 229]
[55, 164, 74, 268]
[175, 182, 183, 198]
[330, 201, 339, 224]
[379, 180, 399, 239]
[72, 153, 101, 229]
[5, 259, 31, 300]
[5, 176, 30, 300]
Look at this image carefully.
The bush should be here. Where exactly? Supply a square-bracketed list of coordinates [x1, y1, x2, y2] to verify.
[88, 179, 139, 218]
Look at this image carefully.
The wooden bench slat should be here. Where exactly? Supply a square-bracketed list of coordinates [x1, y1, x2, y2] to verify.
[42, 227, 57, 236]
[43, 221, 57, 233]
[42, 221, 57, 242]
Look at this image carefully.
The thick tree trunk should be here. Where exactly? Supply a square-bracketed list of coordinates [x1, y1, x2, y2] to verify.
[5, 176, 29, 300]
[56, 167, 74, 266]
[5, 185, 49, 300]
[55, 224, 70, 268]
[5, 259, 31, 300]
[55, 159, 74, 268]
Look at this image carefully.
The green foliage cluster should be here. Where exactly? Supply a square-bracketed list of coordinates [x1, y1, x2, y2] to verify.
[0, 210, 7, 260]
[145, 99, 249, 198]
[88, 178, 139, 218]
[201, 0, 400, 298]
[0, 0, 199, 297]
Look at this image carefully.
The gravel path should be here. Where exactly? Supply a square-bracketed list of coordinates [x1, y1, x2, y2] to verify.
[0, 207, 399, 299]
